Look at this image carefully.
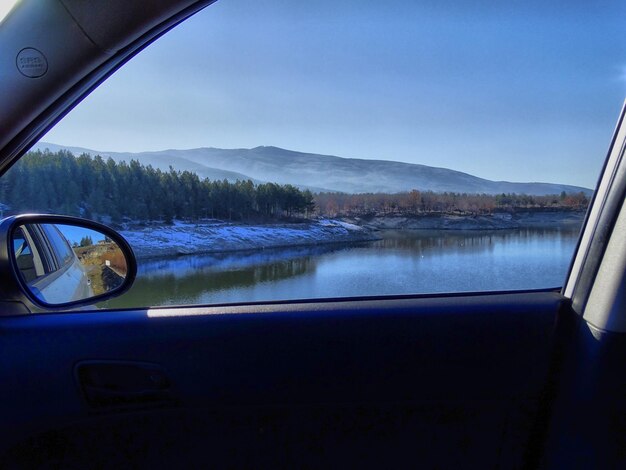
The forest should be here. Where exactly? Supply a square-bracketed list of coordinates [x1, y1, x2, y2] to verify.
[0, 149, 589, 224]
[0, 150, 315, 222]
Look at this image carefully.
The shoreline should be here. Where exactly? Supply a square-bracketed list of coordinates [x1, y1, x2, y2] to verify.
[353, 210, 585, 231]
[120, 210, 585, 259]
[121, 219, 379, 260]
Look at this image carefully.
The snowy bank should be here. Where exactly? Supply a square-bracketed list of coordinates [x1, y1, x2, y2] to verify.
[121, 219, 378, 259]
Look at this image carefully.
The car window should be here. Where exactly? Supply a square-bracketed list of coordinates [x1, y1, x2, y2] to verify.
[40, 224, 75, 268]
[20, 225, 56, 275]
[1, 0, 624, 309]
[13, 227, 38, 283]
[13, 229, 31, 256]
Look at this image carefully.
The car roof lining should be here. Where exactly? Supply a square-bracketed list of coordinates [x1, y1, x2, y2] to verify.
[0, 0, 216, 175]
[59, 0, 201, 54]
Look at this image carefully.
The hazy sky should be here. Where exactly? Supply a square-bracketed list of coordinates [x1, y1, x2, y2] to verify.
[43, 0, 626, 188]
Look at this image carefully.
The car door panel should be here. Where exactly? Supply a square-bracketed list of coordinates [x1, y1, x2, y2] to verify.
[0, 291, 563, 467]
[542, 319, 626, 468]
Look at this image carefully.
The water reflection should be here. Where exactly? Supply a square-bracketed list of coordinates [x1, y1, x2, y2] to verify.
[375, 227, 576, 253]
[104, 245, 339, 307]
[105, 227, 581, 308]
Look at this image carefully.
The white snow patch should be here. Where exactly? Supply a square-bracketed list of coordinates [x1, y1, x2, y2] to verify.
[121, 219, 375, 259]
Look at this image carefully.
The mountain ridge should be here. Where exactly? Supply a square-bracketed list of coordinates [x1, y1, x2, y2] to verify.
[33, 142, 592, 196]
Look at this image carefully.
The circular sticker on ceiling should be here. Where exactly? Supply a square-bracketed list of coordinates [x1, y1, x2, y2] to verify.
[16, 47, 48, 78]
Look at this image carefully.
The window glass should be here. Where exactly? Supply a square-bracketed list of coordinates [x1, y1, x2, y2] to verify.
[41, 224, 74, 268]
[13, 228, 37, 283]
[1, 0, 624, 308]
[13, 229, 30, 256]
[23, 225, 56, 274]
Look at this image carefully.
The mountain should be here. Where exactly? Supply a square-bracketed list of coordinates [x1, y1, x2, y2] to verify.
[32, 142, 259, 185]
[34, 142, 592, 196]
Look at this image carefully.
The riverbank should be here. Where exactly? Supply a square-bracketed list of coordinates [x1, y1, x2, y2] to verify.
[120, 210, 584, 259]
[121, 219, 378, 259]
[351, 210, 585, 231]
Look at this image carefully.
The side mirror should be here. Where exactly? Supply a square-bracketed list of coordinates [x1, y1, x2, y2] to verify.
[0, 215, 136, 311]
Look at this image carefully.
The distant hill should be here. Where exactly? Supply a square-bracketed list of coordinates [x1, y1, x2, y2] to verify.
[33, 142, 260, 185]
[34, 142, 592, 196]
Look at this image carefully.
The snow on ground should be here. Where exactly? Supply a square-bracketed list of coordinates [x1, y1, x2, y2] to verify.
[121, 219, 376, 259]
[322, 219, 364, 231]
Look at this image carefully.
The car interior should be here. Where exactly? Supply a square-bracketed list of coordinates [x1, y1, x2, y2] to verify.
[0, 1, 625, 468]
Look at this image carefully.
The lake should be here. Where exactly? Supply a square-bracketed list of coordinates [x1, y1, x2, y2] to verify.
[105, 227, 581, 309]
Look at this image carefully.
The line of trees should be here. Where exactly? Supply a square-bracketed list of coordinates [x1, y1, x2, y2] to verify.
[77, 235, 94, 247]
[0, 150, 315, 223]
[314, 189, 589, 217]
[0, 149, 590, 224]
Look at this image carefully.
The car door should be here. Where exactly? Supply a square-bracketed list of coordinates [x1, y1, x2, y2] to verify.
[0, 1, 625, 468]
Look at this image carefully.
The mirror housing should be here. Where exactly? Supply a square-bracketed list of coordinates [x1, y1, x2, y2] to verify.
[0, 214, 136, 313]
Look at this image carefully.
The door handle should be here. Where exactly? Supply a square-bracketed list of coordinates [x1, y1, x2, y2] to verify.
[76, 361, 172, 408]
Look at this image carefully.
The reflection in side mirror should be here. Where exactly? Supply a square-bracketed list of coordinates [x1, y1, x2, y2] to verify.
[12, 222, 130, 306]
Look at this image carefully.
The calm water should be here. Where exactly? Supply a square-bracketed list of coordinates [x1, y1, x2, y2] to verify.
[106, 228, 580, 308]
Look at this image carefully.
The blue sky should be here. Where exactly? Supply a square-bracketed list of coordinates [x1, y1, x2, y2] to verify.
[43, 0, 625, 188]
[58, 225, 106, 246]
